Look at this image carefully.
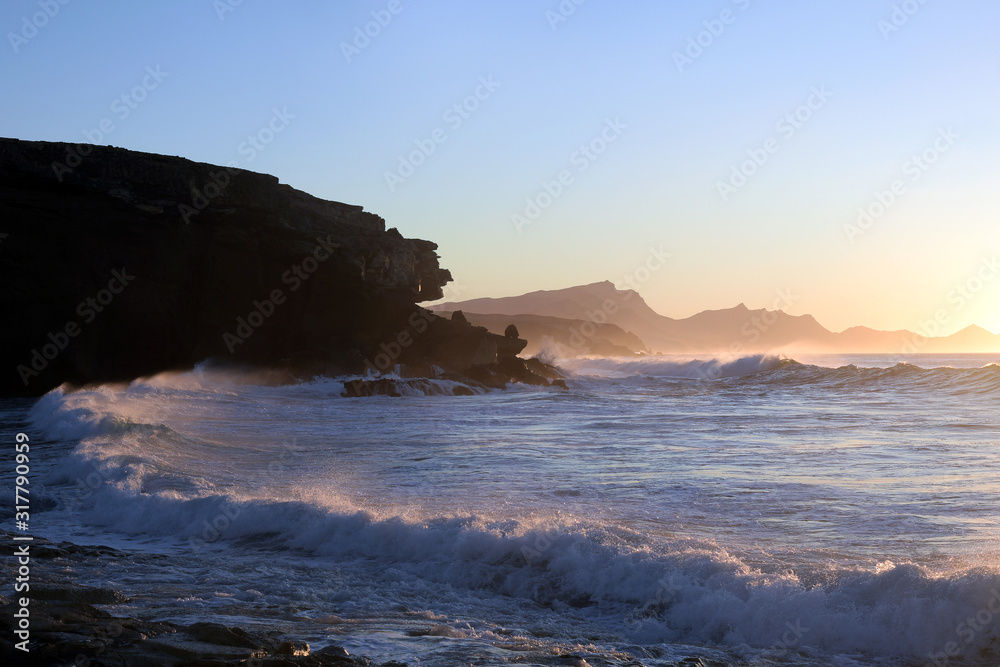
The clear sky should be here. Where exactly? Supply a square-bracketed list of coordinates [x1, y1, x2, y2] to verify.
[4, 0, 999, 335]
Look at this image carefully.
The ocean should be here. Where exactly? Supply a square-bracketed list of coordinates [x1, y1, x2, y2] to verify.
[5, 353, 1000, 666]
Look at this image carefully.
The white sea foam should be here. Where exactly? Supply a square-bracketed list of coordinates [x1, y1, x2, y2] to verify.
[559, 353, 789, 379]
[21, 359, 1000, 664]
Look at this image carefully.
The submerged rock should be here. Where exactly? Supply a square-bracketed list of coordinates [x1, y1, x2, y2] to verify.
[342, 378, 404, 397]
[341, 376, 486, 397]
[463, 356, 567, 390]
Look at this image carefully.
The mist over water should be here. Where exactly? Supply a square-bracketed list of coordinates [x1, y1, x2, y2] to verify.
[10, 354, 1000, 665]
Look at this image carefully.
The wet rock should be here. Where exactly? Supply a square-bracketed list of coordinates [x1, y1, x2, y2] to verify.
[566, 593, 594, 608]
[342, 376, 486, 397]
[496, 334, 528, 359]
[498, 356, 550, 386]
[315, 645, 351, 658]
[188, 622, 262, 649]
[465, 364, 510, 389]
[276, 640, 310, 656]
[342, 378, 403, 398]
[32, 584, 129, 605]
[525, 357, 565, 380]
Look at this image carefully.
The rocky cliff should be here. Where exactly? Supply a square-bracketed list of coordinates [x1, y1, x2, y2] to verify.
[0, 138, 551, 396]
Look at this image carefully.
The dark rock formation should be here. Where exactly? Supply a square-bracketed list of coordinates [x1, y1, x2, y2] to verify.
[525, 357, 566, 382]
[341, 377, 479, 397]
[0, 138, 556, 396]
[496, 333, 528, 359]
[498, 355, 550, 386]
[451, 310, 468, 323]
[0, 532, 385, 666]
[504, 323, 519, 339]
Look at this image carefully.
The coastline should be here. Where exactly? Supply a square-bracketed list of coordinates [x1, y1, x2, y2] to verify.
[6, 357, 1000, 665]
[0, 138, 561, 399]
[0, 530, 398, 666]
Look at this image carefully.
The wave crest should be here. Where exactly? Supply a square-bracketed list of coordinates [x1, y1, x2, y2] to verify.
[561, 353, 791, 380]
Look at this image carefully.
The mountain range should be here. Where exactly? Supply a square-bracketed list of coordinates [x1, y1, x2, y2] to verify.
[432, 281, 1000, 356]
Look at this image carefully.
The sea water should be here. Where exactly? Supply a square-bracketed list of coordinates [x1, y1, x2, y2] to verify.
[4, 353, 1000, 666]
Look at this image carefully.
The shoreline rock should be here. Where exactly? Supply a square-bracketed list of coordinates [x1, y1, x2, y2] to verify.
[0, 532, 396, 666]
[341, 354, 567, 397]
[0, 138, 562, 398]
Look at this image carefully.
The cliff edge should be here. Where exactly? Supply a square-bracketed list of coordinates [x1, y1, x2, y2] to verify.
[0, 138, 553, 396]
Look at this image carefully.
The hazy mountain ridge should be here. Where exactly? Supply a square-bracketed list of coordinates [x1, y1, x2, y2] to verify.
[433, 281, 1000, 355]
[436, 311, 649, 357]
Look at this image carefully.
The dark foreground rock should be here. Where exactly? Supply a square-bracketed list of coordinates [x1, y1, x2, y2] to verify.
[0, 532, 397, 667]
[463, 357, 566, 390]
[0, 596, 386, 666]
[0, 138, 559, 397]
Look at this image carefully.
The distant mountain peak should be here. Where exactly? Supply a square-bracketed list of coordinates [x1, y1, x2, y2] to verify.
[578, 280, 621, 295]
[951, 324, 998, 339]
[432, 282, 1000, 353]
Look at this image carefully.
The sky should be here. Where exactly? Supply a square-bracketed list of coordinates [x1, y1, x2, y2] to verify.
[3, 0, 999, 336]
